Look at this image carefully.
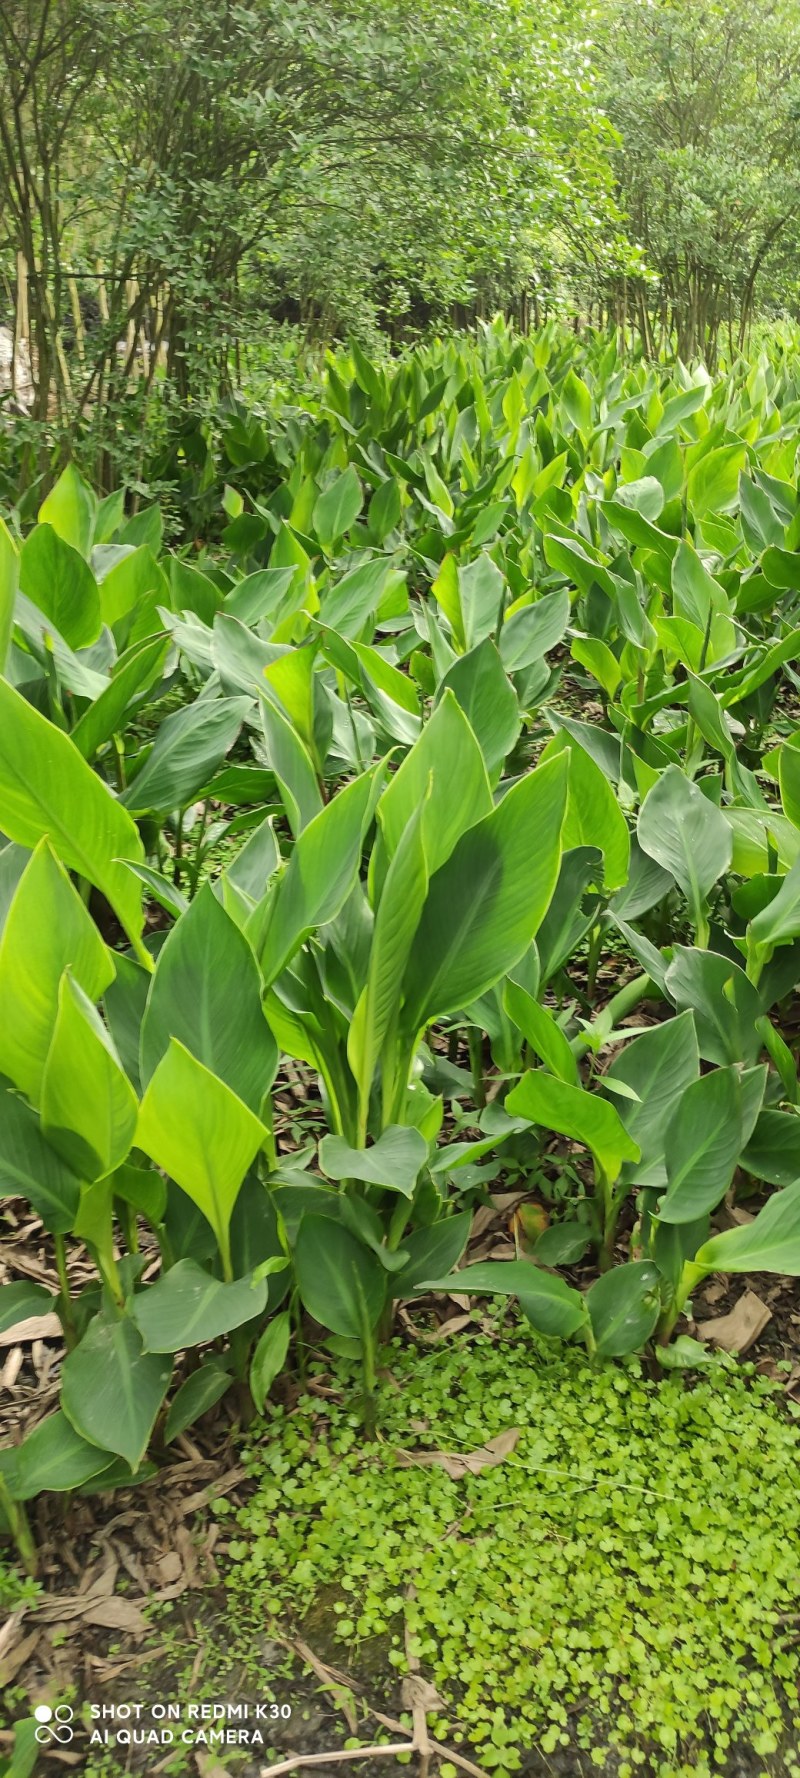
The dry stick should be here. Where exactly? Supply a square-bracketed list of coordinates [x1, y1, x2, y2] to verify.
[260, 1745, 414, 1774]
[278, 1632, 493, 1778]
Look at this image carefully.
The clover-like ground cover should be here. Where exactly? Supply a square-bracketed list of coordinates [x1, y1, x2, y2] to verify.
[219, 1322, 800, 1778]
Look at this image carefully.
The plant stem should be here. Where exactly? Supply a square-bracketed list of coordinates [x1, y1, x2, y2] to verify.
[0, 1473, 37, 1576]
[467, 1026, 485, 1109]
[54, 1232, 77, 1350]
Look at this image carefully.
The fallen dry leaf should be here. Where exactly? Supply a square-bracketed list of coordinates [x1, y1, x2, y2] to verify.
[395, 1427, 520, 1478]
[0, 1313, 62, 1347]
[696, 1290, 772, 1354]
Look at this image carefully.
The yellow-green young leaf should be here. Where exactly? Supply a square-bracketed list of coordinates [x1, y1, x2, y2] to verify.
[570, 636, 621, 700]
[263, 644, 318, 755]
[0, 840, 114, 1106]
[136, 1039, 266, 1278]
[506, 1070, 639, 1185]
[313, 466, 363, 546]
[250, 1311, 291, 1414]
[503, 981, 579, 1086]
[38, 463, 96, 557]
[19, 525, 102, 649]
[0, 516, 19, 674]
[541, 732, 630, 891]
[377, 689, 492, 875]
[0, 679, 146, 953]
[41, 974, 138, 1181]
[779, 733, 800, 830]
[431, 554, 463, 648]
[562, 369, 592, 436]
[401, 752, 568, 1031]
[348, 800, 429, 1116]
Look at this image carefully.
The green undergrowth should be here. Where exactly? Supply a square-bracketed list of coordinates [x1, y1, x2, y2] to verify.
[224, 1322, 800, 1777]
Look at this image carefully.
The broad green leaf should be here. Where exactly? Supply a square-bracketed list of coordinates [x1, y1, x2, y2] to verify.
[141, 884, 277, 1113]
[133, 1260, 268, 1351]
[695, 1178, 800, 1276]
[438, 638, 520, 778]
[98, 545, 168, 630]
[367, 477, 401, 545]
[392, 1213, 472, 1295]
[41, 973, 138, 1180]
[38, 463, 96, 557]
[71, 634, 169, 761]
[61, 1312, 172, 1470]
[664, 947, 762, 1066]
[0, 516, 19, 674]
[606, 1011, 699, 1156]
[687, 445, 746, 520]
[318, 559, 391, 639]
[500, 588, 570, 672]
[348, 802, 428, 1113]
[563, 368, 592, 435]
[779, 734, 800, 831]
[0, 1280, 54, 1335]
[136, 1039, 266, 1277]
[0, 679, 145, 951]
[658, 1068, 741, 1224]
[749, 856, 800, 954]
[587, 1262, 661, 1356]
[164, 1360, 233, 1441]
[506, 1070, 639, 1184]
[250, 1311, 291, 1413]
[459, 553, 505, 650]
[377, 689, 492, 874]
[294, 1215, 386, 1337]
[260, 696, 322, 836]
[14, 1411, 115, 1499]
[121, 696, 251, 816]
[638, 766, 732, 934]
[253, 765, 382, 986]
[313, 466, 363, 546]
[415, 1258, 587, 1339]
[503, 980, 579, 1085]
[743, 1110, 800, 1186]
[19, 523, 101, 649]
[319, 1125, 428, 1198]
[402, 754, 568, 1030]
[0, 1086, 81, 1231]
[0, 840, 114, 1105]
[541, 731, 629, 891]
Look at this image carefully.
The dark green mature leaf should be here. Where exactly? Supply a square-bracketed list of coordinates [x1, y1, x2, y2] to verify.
[438, 638, 520, 777]
[415, 1258, 587, 1339]
[132, 1260, 268, 1351]
[14, 1411, 115, 1498]
[165, 1360, 233, 1441]
[606, 1011, 699, 1155]
[61, 1313, 172, 1470]
[141, 883, 276, 1113]
[122, 696, 251, 816]
[742, 1110, 800, 1186]
[253, 764, 383, 986]
[41, 974, 138, 1181]
[665, 947, 762, 1067]
[0, 1086, 81, 1232]
[319, 1126, 428, 1197]
[249, 1311, 291, 1413]
[587, 1262, 661, 1356]
[659, 1068, 741, 1223]
[638, 766, 732, 932]
[392, 1213, 472, 1294]
[294, 1215, 387, 1337]
[0, 1280, 54, 1335]
[313, 466, 363, 546]
[402, 753, 568, 1029]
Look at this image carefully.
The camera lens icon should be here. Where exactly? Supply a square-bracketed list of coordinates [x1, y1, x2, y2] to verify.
[34, 1704, 75, 1744]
